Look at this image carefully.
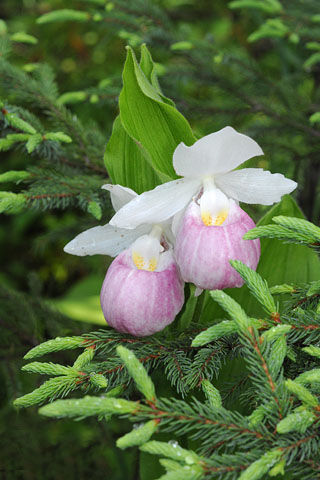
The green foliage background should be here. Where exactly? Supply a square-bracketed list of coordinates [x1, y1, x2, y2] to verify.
[1, 0, 320, 478]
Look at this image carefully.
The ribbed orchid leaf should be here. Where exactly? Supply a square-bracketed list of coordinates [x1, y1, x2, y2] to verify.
[104, 115, 163, 194]
[119, 46, 196, 180]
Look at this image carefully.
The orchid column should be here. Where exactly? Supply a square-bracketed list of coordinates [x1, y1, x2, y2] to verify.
[64, 185, 184, 336]
[110, 127, 297, 293]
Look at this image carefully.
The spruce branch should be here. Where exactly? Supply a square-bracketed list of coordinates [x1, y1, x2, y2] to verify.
[209, 291, 251, 331]
[268, 336, 287, 378]
[276, 408, 317, 434]
[261, 324, 292, 342]
[24, 336, 85, 359]
[192, 319, 263, 347]
[295, 368, 320, 386]
[73, 346, 96, 370]
[89, 373, 108, 390]
[39, 395, 141, 418]
[140, 440, 201, 465]
[238, 448, 283, 480]
[14, 375, 80, 408]
[116, 419, 159, 449]
[272, 216, 320, 241]
[117, 346, 156, 401]
[285, 379, 318, 407]
[237, 326, 285, 421]
[21, 362, 74, 376]
[230, 260, 277, 316]
[302, 346, 320, 359]
[192, 321, 238, 347]
[201, 380, 222, 408]
[244, 217, 320, 251]
[37, 9, 91, 24]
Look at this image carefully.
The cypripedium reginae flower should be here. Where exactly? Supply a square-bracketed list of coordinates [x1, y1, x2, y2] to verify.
[64, 184, 184, 336]
[109, 127, 297, 292]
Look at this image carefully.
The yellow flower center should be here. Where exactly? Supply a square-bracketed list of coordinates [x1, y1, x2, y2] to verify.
[200, 178, 230, 227]
[131, 225, 163, 272]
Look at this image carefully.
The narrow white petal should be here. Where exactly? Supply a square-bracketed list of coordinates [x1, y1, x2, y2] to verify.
[215, 168, 297, 205]
[64, 223, 150, 257]
[110, 178, 201, 228]
[173, 126, 264, 177]
[102, 184, 137, 212]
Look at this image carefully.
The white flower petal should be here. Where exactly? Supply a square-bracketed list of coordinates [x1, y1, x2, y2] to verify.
[64, 223, 150, 257]
[173, 126, 264, 177]
[110, 178, 201, 228]
[102, 184, 137, 212]
[215, 168, 297, 205]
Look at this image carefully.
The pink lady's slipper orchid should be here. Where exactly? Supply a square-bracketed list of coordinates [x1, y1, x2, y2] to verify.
[110, 127, 297, 293]
[64, 184, 184, 336]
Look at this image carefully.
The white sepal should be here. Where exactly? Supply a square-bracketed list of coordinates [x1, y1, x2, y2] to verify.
[173, 126, 263, 177]
[102, 184, 137, 212]
[110, 178, 201, 229]
[63, 223, 150, 257]
[215, 168, 298, 205]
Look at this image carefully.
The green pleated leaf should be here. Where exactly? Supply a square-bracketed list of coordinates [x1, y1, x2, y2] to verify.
[104, 115, 163, 194]
[104, 46, 176, 193]
[140, 44, 175, 107]
[201, 195, 320, 321]
[119, 46, 196, 180]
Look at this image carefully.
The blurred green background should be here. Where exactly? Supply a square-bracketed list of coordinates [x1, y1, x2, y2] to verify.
[1, 0, 319, 478]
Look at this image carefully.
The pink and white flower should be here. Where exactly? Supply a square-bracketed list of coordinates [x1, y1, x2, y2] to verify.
[109, 127, 297, 292]
[174, 199, 260, 292]
[100, 246, 184, 336]
[64, 185, 184, 336]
